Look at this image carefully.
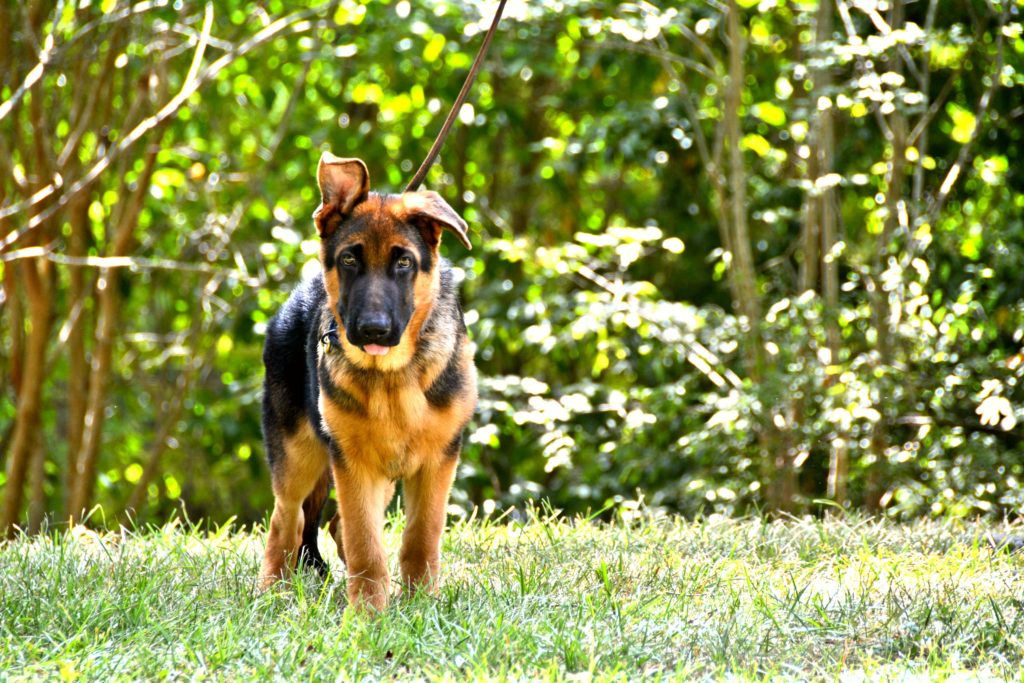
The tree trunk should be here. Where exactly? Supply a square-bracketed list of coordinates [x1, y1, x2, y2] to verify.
[64, 193, 91, 503]
[807, 0, 847, 506]
[724, 2, 761, 336]
[2, 266, 24, 404]
[866, 0, 906, 512]
[2, 259, 53, 536]
[724, 0, 788, 510]
[2, 30, 56, 534]
[68, 142, 162, 522]
[27, 437, 46, 534]
[67, 268, 121, 522]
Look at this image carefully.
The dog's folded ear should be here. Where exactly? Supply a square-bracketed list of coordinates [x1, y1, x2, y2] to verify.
[313, 153, 369, 237]
[399, 191, 472, 250]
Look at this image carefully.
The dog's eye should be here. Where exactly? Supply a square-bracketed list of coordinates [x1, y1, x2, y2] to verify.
[396, 256, 413, 270]
[340, 253, 357, 268]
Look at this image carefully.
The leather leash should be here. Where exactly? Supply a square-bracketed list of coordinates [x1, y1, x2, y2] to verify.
[404, 0, 508, 193]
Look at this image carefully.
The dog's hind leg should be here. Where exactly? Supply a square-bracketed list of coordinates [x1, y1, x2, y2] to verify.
[260, 420, 329, 589]
[297, 471, 331, 577]
[327, 510, 345, 565]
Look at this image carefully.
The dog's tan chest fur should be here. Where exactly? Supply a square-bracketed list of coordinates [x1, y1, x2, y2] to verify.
[319, 362, 466, 480]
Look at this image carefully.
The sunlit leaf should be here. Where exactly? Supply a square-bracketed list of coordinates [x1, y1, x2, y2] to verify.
[741, 133, 772, 157]
[424, 34, 446, 63]
[947, 102, 977, 144]
[753, 102, 786, 126]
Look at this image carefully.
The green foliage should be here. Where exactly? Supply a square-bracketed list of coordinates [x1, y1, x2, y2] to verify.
[0, 0, 1022, 524]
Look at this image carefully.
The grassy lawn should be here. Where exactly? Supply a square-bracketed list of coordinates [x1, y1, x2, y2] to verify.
[1, 510, 1023, 681]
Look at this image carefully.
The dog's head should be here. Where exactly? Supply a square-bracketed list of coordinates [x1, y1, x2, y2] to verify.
[312, 152, 470, 368]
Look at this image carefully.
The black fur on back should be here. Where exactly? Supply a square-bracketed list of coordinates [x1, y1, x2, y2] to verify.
[262, 272, 331, 458]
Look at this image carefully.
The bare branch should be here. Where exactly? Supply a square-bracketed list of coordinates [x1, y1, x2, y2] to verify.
[851, 1, 923, 85]
[906, 72, 956, 147]
[0, 245, 260, 285]
[924, 4, 1008, 224]
[573, 263, 743, 390]
[835, 0, 893, 141]
[911, 0, 940, 206]
[0, 3, 330, 249]
[649, 32, 725, 197]
[676, 23, 721, 72]
[0, 0, 67, 123]
[590, 39, 720, 82]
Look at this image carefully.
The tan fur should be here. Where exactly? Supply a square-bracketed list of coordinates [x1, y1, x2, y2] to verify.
[319, 361, 475, 482]
[329, 298, 472, 605]
[400, 456, 459, 591]
[259, 421, 329, 588]
[316, 350, 473, 610]
[331, 464, 396, 611]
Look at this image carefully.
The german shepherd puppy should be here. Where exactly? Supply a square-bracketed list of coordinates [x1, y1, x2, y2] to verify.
[259, 152, 476, 611]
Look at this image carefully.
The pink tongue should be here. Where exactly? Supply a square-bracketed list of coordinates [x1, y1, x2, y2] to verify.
[363, 344, 390, 356]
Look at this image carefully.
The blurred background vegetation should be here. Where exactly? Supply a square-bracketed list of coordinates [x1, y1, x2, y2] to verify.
[1, 0, 1022, 533]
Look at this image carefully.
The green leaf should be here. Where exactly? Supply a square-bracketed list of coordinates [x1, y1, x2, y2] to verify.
[947, 103, 976, 144]
[753, 102, 786, 127]
[152, 168, 186, 191]
[423, 34, 446, 63]
[741, 134, 772, 157]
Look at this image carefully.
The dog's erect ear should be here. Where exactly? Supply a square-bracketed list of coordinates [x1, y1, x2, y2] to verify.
[399, 191, 472, 251]
[313, 152, 369, 237]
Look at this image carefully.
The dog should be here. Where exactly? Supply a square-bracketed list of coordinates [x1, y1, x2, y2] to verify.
[258, 152, 477, 611]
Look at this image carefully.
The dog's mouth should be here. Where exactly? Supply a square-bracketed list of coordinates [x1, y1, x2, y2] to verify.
[362, 344, 392, 356]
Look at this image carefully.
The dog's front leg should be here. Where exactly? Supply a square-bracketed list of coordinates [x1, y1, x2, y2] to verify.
[333, 464, 392, 612]
[400, 456, 458, 594]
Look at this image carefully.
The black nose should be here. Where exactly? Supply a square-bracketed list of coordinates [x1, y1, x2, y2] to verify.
[357, 313, 391, 342]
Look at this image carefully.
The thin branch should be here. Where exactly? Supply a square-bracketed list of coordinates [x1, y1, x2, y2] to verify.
[0, 3, 330, 248]
[0, 244, 260, 285]
[168, 21, 236, 52]
[0, 1, 211, 233]
[590, 39, 719, 82]
[573, 263, 743, 390]
[924, 4, 1007, 224]
[676, 23, 721, 72]
[650, 33, 725, 196]
[912, 0, 940, 208]
[54, 19, 123, 169]
[62, 0, 182, 51]
[906, 72, 956, 147]
[851, 1, 923, 85]
[834, 0, 893, 141]
[0, 0, 66, 123]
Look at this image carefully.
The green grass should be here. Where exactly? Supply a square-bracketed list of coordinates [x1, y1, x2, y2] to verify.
[1, 510, 1023, 681]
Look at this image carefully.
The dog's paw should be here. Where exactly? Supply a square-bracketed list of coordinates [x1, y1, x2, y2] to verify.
[345, 577, 390, 614]
[256, 570, 288, 595]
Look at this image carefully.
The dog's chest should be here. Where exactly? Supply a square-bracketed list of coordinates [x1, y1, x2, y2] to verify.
[373, 386, 429, 474]
[319, 366, 435, 479]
